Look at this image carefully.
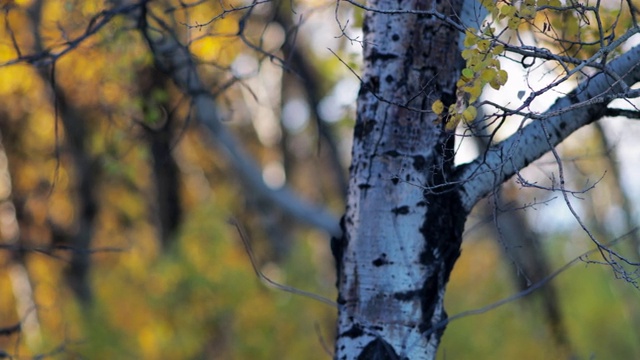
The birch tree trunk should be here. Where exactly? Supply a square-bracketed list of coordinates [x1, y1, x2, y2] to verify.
[333, 1, 465, 358]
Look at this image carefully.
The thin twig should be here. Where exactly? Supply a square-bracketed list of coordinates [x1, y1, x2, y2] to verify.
[228, 218, 337, 308]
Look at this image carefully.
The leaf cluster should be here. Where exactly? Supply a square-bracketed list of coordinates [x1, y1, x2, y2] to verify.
[433, 25, 507, 130]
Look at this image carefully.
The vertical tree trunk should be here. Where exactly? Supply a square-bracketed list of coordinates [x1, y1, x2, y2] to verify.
[57, 90, 98, 305]
[138, 67, 182, 250]
[333, 1, 464, 358]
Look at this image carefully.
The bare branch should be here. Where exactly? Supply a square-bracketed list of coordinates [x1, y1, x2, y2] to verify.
[604, 108, 640, 119]
[422, 230, 637, 339]
[0, 322, 20, 336]
[457, 44, 640, 212]
[124, 2, 341, 236]
[1, 3, 142, 68]
[229, 218, 337, 307]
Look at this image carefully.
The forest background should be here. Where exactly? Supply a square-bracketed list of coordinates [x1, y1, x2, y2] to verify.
[0, 0, 639, 358]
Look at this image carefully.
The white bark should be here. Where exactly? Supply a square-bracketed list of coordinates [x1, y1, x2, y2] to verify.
[334, 0, 464, 358]
[458, 45, 640, 213]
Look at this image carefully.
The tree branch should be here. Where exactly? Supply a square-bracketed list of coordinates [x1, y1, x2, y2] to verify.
[0, 322, 20, 336]
[604, 107, 640, 119]
[131, 5, 341, 236]
[457, 44, 640, 212]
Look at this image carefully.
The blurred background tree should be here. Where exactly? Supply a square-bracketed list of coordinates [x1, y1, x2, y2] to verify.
[0, 0, 638, 359]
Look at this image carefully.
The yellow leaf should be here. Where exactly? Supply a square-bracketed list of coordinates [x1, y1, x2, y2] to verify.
[461, 49, 476, 60]
[500, 5, 516, 17]
[478, 40, 490, 52]
[508, 17, 520, 30]
[446, 114, 461, 131]
[484, 27, 496, 37]
[480, 68, 497, 82]
[462, 106, 477, 122]
[431, 100, 444, 115]
[481, 0, 496, 10]
[465, 84, 482, 102]
[496, 69, 509, 85]
[464, 30, 477, 47]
